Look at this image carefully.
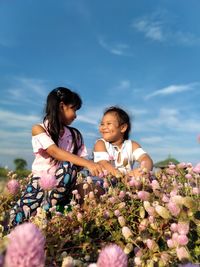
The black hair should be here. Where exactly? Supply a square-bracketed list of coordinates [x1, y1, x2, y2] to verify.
[43, 87, 83, 153]
[103, 106, 131, 140]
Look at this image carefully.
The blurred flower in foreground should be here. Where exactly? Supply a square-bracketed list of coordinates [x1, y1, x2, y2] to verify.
[179, 263, 200, 267]
[0, 254, 4, 267]
[6, 179, 20, 195]
[4, 222, 45, 267]
[97, 244, 128, 267]
[39, 172, 57, 190]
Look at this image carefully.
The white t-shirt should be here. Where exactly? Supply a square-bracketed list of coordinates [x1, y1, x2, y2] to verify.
[93, 138, 146, 174]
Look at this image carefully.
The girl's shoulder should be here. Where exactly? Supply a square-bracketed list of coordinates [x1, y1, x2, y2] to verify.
[94, 138, 107, 149]
[128, 140, 141, 151]
[32, 123, 46, 136]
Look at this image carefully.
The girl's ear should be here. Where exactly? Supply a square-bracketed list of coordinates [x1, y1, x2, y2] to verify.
[120, 123, 128, 133]
[59, 101, 64, 111]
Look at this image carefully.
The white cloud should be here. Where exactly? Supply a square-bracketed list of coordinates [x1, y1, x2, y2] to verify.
[141, 136, 163, 144]
[133, 19, 164, 41]
[115, 80, 131, 90]
[0, 76, 48, 109]
[98, 37, 130, 56]
[77, 115, 98, 125]
[0, 109, 40, 128]
[145, 83, 198, 99]
[144, 107, 200, 133]
[132, 14, 200, 46]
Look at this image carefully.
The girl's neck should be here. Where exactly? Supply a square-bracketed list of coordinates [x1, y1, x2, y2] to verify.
[111, 138, 124, 148]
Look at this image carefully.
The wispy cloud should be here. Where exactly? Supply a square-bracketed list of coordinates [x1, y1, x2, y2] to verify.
[0, 109, 40, 129]
[133, 18, 165, 42]
[132, 13, 200, 46]
[141, 136, 163, 144]
[115, 80, 131, 90]
[77, 115, 98, 125]
[0, 76, 48, 109]
[145, 107, 200, 133]
[145, 83, 198, 99]
[98, 37, 130, 56]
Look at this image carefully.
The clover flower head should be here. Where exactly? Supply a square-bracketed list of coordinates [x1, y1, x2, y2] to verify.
[177, 234, 189, 246]
[87, 176, 93, 184]
[170, 223, 178, 232]
[119, 190, 126, 199]
[97, 244, 128, 267]
[155, 205, 171, 219]
[177, 162, 187, 169]
[137, 191, 150, 201]
[176, 247, 190, 261]
[193, 162, 200, 173]
[151, 180, 160, 190]
[185, 173, 192, 179]
[167, 201, 181, 217]
[39, 172, 57, 190]
[146, 239, 158, 251]
[192, 187, 200, 195]
[122, 226, 133, 240]
[118, 216, 126, 227]
[114, 209, 120, 217]
[177, 221, 189, 235]
[7, 179, 20, 195]
[61, 255, 74, 267]
[4, 222, 45, 267]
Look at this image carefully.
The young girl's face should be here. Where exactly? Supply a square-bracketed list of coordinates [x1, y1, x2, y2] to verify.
[99, 112, 126, 144]
[60, 103, 77, 125]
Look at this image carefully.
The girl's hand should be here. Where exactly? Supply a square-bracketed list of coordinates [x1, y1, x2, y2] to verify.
[86, 161, 104, 177]
[106, 165, 121, 177]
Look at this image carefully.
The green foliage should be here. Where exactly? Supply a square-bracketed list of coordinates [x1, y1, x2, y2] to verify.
[15, 169, 31, 178]
[154, 156, 180, 168]
[0, 167, 8, 178]
[13, 158, 27, 171]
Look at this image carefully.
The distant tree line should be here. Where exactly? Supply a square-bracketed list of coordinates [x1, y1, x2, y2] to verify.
[0, 158, 31, 178]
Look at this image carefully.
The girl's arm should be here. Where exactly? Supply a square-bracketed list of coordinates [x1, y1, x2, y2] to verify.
[128, 141, 153, 177]
[32, 125, 103, 177]
[93, 140, 121, 177]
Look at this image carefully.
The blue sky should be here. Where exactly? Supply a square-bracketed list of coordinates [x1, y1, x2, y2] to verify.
[0, 0, 200, 170]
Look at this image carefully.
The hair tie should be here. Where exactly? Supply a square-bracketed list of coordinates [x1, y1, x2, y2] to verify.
[56, 89, 62, 98]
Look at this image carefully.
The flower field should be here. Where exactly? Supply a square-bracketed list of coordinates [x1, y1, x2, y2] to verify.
[0, 162, 200, 266]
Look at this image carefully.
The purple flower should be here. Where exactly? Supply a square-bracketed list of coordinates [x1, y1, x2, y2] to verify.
[167, 201, 181, 217]
[177, 234, 189, 246]
[97, 244, 128, 267]
[177, 222, 189, 235]
[193, 162, 200, 173]
[137, 191, 150, 201]
[4, 222, 45, 267]
[7, 179, 20, 195]
[0, 254, 4, 267]
[179, 263, 200, 267]
[39, 172, 57, 190]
